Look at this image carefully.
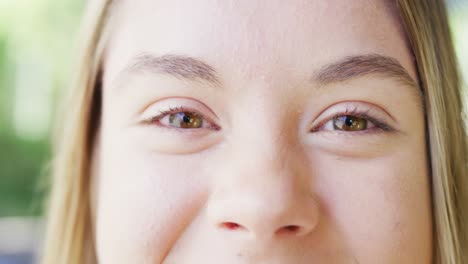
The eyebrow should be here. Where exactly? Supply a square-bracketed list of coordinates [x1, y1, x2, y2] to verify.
[118, 53, 420, 97]
[123, 53, 221, 85]
[313, 54, 419, 89]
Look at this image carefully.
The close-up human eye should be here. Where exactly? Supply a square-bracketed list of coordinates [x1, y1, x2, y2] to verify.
[149, 106, 214, 130]
[312, 104, 394, 134]
[139, 98, 221, 133]
[323, 114, 374, 131]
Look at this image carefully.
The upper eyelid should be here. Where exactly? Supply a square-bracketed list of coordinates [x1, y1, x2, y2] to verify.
[153, 106, 195, 122]
[311, 100, 397, 125]
[139, 97, 219, 121]
[139, 96, 219, 119]
[315, 102, 393, 122]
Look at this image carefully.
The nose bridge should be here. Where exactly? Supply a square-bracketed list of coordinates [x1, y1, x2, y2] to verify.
[207, 133, 320, 240]
[220, 119, 302, 194]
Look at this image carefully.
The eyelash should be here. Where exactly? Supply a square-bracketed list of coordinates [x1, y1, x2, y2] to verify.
[145, 105, 393, 134]
[158, 106, 194, 118]
[311, 105, 393, 133]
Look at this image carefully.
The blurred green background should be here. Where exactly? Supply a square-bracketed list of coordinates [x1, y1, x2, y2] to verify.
[0, 0, 83, 217]
[0, 0, 467, 218]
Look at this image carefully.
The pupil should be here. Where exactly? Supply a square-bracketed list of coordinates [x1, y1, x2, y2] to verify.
[183, 114, 192, 124]
[345, 116, 354, 127]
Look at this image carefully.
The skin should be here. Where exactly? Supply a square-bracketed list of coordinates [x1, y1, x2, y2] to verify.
[94, 0, 432, 263]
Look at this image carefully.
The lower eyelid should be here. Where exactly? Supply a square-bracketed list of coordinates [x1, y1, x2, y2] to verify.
[313, 127, 391, 139]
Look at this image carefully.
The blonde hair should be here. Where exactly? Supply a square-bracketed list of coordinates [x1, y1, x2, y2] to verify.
[41, 0, 468, 263]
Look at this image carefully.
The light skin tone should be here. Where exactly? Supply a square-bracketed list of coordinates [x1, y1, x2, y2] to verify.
[94, 0, 432, 263]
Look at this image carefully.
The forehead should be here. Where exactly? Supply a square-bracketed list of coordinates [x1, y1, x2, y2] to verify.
[104, 0, 414, 84]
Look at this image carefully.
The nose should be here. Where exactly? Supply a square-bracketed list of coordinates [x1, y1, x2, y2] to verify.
[206, 149, 320, 241]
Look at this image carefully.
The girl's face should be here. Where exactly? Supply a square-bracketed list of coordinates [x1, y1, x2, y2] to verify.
[95, 0, 432, 263]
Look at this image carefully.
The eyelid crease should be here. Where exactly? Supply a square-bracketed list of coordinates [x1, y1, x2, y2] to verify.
[137, 96, 220, 122]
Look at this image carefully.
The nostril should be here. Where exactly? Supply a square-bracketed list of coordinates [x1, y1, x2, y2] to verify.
[220, 222, 247, 231]
[284, 225, 300, 232]
[223, 222, 240, 230]
[275, 225, 302, 236]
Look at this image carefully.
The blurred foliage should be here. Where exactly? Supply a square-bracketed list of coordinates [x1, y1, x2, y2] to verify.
[0, 0, 83, 217]
[0, 133, 49, 217]
[0, 1, 467, 217]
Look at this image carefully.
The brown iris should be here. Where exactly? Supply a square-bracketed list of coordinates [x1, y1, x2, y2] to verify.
[168, 112, 203, 129]
[333, 115, 367, 131]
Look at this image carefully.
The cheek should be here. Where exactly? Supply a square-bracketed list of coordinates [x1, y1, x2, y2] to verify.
[95, 139, 208, 263]
[313, 149, 431, 262]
